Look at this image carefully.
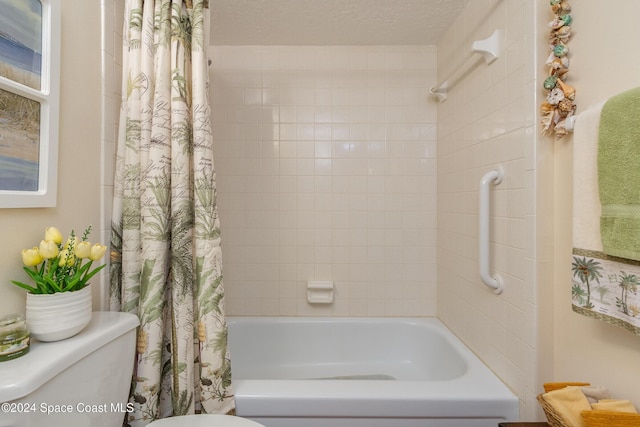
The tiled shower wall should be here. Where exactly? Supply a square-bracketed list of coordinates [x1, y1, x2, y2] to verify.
[209, 46, 439, 316]
[435, 0, 542, 419]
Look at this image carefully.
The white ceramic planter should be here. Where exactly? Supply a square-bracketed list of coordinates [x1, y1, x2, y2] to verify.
[26, 285, 92, 342]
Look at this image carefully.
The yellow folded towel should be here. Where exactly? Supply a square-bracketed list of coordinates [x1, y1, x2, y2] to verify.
[544, 382, 591, 393]
[543, 386, 593, 427]
[582, 409, 640, 427]
[592, 399, 638, 413]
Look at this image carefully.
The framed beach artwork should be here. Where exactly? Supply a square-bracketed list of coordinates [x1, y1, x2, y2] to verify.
[0, 0, 60, 208]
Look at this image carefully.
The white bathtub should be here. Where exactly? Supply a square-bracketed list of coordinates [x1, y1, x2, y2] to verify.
[227, 317, 519, 427]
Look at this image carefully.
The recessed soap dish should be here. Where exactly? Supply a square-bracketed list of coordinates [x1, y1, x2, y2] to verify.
[307, 281, 334, 304]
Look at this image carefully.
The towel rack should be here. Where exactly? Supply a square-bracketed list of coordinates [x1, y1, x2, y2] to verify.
[430, 29, 501, 102]
[479, 167, 504, 294]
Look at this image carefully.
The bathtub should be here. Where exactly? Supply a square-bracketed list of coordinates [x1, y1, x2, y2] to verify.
[227, 317, 519, 427]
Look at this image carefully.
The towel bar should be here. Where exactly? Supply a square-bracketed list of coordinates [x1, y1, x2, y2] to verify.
[430, 29, 501, 102]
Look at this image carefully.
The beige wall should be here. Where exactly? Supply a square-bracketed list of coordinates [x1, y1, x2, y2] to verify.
[553, 0, 640, 408]
[101, 0, 125, 310]
[0, 2, 102, 316]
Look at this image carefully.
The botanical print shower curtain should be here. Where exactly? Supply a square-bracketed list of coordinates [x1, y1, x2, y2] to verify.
[110, 0, 234, 424]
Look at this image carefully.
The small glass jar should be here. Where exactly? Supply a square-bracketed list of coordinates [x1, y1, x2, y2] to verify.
[0, 314, 30, 362]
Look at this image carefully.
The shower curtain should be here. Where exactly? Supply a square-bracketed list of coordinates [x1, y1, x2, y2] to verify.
[109, 0, 234, 424]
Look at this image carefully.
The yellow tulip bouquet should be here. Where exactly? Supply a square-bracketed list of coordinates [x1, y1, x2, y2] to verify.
[11, 225, 107, 294]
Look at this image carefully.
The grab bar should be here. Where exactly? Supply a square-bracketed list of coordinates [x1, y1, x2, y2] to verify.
[479, 167, 504, 294]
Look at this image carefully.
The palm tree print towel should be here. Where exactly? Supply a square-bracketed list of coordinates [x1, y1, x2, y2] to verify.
[572, 250, 640, 335]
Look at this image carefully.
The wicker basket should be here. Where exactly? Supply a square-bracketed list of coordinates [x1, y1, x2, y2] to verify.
[537, 394, 570, 427]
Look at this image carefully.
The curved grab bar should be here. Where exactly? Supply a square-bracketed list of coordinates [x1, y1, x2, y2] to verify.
[479, 167, 504, 294]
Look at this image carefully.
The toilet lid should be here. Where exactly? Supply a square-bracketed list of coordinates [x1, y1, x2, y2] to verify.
[147, 414, 265, 427]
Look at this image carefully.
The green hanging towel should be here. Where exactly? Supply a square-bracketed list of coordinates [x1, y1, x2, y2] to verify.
[598, 86, 640, 260]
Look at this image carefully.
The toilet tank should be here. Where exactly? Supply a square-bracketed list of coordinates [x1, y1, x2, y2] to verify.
[0, 311, 139, 427]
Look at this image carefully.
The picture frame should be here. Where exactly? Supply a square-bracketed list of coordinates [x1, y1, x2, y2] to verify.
[0, 0, 60, 208]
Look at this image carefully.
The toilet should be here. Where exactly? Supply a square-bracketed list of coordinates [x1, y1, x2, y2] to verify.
[0, 311, 138, 427]
[147, 414, 265, 427]
[0, 311, 262, 427]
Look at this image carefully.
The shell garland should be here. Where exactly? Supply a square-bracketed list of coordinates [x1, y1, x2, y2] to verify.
[541, 0, 575, 139]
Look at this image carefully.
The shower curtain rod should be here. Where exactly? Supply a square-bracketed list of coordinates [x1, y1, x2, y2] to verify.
[429, 29, 500, 102]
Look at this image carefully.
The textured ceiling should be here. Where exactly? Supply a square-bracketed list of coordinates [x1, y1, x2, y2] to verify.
[209, 0, 469, 45]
